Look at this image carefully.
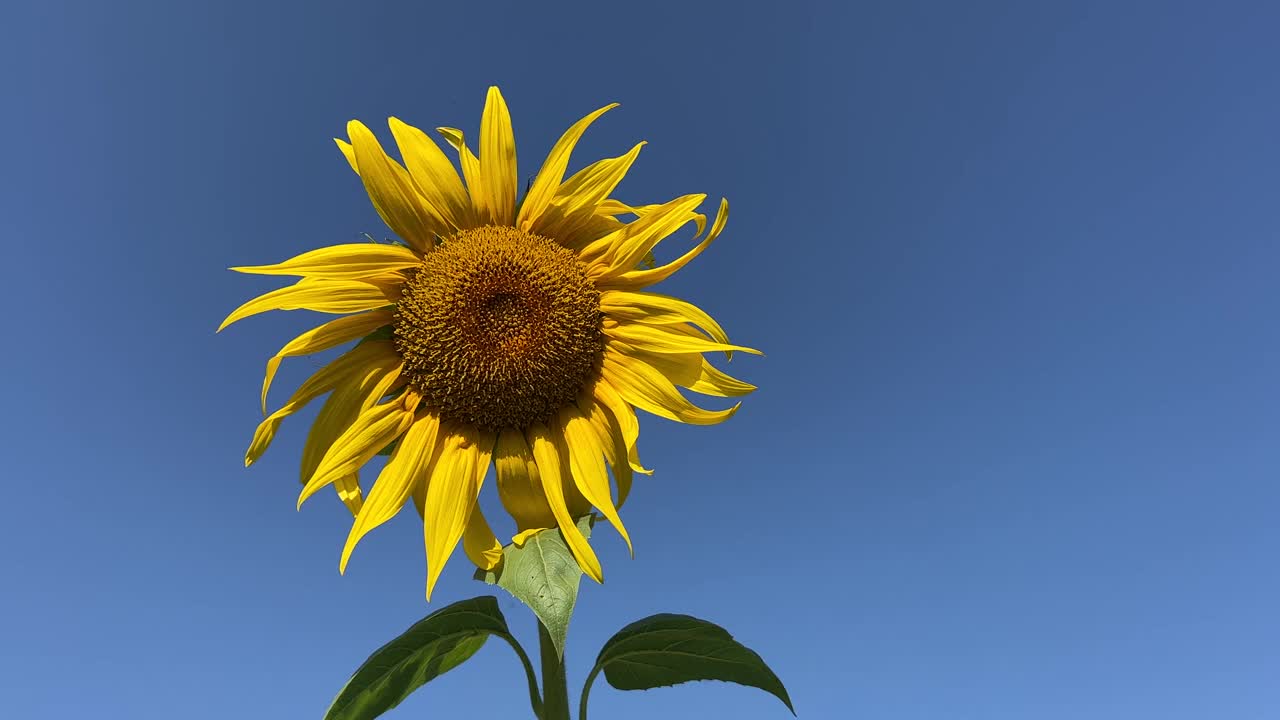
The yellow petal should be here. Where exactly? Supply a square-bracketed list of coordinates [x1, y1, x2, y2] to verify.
[300, 355, 404, 484]
[437, 127, 484, 221]
[422, 426, 495, 600]
[411, 470, 427, 519]
[561, 212, 628, 252]
[245, 340, 399, 466]
[557, 404, 631, 555]
[261, 310, 392, 413]
[512, 528, 542, 547]
[591, 377, 650, 474]
[693, 358, 756, 396]
[230, 243, 421, 280]
[219, 278, 397, 332]
[303, 383, 369, 482]
[335, 138, 357, 173]
[594, 198, 642, 217]
[333, 474, 364, 516]
[479, 86, 517, 226]
[605, 320, 760, 356]
[494, 429, 555, 532]
[587, 200, 706, 273]
[348, 120, 446, 251]
[298, 394, 416, 509]
[462, 503, 504, 571]
[581, 194, 706, 277]
[526, 422, 603, 583]
[597, 198, 730, 290]
[339, 412, 441, 572]
[532, 143, 646, 241]
[517, 103, 618, 231]
[587, 399, 634, 509]
[601, 351, 740, 426]
[553, 144, 646, 208]
[599, 291, 731, 349]
[615, 347, 756, 397]
[388, 117, 473, 231]
[643, 321, 736, 359]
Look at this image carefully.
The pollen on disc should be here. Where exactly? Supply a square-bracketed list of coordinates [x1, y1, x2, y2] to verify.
[393, 225, 604, 431]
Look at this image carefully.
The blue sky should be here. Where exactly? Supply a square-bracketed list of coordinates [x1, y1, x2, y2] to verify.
[5, 1, 1280, 718]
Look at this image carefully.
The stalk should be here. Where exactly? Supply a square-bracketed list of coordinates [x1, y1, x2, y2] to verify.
[537, 622, 571, 720]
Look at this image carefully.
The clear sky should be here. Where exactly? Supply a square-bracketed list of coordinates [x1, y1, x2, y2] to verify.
[5, 1, 1279, 718]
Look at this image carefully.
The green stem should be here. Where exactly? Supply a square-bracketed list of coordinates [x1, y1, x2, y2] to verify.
[496, 633, 543, 720]
[577, 665, 602, 720]
[538, 622, 571, 720]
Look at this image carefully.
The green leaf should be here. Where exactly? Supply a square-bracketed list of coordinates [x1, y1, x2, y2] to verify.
[581, 614, 795, 718]
[324, 595, 540, 720]
[474, 515, 594, 658]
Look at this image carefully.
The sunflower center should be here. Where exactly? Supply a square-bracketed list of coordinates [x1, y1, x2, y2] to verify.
[393, 225, 604, 431]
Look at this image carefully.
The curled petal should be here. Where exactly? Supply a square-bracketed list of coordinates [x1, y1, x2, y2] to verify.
[339, 412, 442, 572]
[558, 404, 631, 555]
[601, 351, 740, 426]
[526, 422, 603, 583]
[219, 278, 397, 332]
[422, 426, 495, 600]
[597, 198, 730, 290]
[518, 102, 618, 231]
[230, 243, 421, 280]
[260, 310, 392, 413]
[347, 120, 446, 251]
[298, 397, 416, 509]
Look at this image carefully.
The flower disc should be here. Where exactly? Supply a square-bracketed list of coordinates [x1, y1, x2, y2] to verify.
[393, 225, 604, 431]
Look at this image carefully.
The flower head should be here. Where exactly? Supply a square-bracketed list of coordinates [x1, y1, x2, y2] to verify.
[223, 87, 757, 598]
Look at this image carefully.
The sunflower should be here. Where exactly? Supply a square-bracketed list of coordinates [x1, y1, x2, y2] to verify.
[221, 87, 758, 599]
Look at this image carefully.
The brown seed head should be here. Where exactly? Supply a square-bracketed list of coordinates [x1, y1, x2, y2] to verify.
[393, 225, 603, 431]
